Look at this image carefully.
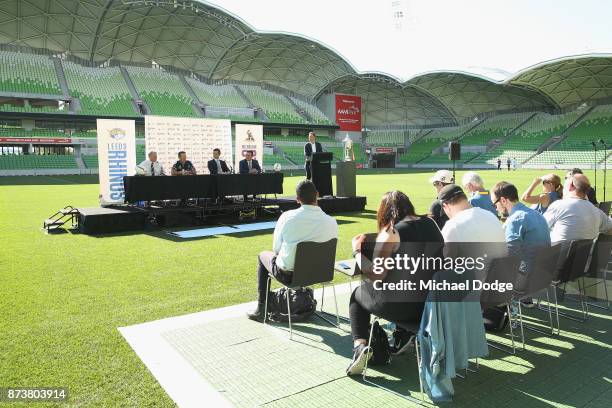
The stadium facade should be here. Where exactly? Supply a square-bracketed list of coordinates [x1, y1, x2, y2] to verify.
[0, 0, 611, 175]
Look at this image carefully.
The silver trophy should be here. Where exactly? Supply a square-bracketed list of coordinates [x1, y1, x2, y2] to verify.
[343, 134, 354, 162]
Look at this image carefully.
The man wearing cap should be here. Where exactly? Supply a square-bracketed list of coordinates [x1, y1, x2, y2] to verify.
[439, 184, 507, 260]
[429, 170, 455, 229]
[462, 171, 497, 217]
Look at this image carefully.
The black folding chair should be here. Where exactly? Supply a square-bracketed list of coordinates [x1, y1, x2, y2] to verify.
[514, 244, 560, 337]
[363, 319, 426, 405]
[535, 239, 594, 334]
[480, 255, 521, 354]
[263, 238, 339, 339]
[583, 233, 612, 310]
[598, 201, 611, 216]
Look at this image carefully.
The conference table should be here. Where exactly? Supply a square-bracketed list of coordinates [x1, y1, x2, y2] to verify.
[123, 173, 284, 202]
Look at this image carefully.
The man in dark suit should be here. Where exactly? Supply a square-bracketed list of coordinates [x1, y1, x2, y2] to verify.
[239, 150, 261, 174]
[207, 148, 230, 175]
[304, 131, 322, 180]
[239, 150, 262, 201]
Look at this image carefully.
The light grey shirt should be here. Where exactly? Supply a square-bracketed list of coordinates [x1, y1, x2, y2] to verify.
[138, 160, 164, 176]
[544, 197, 612, 243]
[273, 205, 338, 271]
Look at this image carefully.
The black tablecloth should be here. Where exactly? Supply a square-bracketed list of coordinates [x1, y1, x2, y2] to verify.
[123, 173, 284, 202]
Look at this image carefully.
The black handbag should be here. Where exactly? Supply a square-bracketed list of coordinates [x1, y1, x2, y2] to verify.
[369, 321, 392, 366]
[267, 287, 317, 322]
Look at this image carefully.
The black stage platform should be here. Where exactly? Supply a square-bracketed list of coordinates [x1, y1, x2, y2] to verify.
[76, 196, 366, 235]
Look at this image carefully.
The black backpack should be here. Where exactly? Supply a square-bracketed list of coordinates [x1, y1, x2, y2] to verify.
[267, 287, 317, 322]
[369, 321, 392, 366]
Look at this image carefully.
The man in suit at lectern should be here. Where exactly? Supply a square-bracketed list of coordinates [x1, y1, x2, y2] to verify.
[207, 148, 230, 175]
[304, 131, 322, 180]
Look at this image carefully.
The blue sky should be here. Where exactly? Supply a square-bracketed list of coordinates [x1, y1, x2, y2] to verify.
[208, 0, 612, 81]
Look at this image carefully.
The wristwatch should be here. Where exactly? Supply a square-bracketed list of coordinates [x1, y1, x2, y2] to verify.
[352, 249, 361, 258]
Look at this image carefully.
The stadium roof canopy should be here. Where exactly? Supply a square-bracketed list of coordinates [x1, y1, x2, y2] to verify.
[0, 0, 612, 126]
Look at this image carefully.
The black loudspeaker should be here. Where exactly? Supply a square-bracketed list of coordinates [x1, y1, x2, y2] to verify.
[449, 141, 461, 161]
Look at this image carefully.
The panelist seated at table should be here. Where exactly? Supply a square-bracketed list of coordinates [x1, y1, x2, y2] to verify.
[207, 148, 231, 175]
[137, 151, 165, 176]
[239, 150, 261, 175]
[171, 151, 197, 176]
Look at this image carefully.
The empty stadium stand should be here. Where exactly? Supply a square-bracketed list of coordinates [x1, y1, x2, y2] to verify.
[400, 123, 475, 164]
[0, 51, 61, 95]
[366, 129, 406, 146]
[125, 66, 197, 117]
[238, 85, 305, 124]
[0, 154, 77, 170]
[460, 112, 531, 147]
[63, 62, 137, 117]
[474, 110, 584, 165]
[289, 97, 333, 125]
[527, 105, 612, 166]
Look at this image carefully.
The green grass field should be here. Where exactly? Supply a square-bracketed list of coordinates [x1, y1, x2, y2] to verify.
[0, 169, 609, 407]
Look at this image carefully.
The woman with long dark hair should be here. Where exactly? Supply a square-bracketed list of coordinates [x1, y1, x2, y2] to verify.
[345, 191, 444, 375]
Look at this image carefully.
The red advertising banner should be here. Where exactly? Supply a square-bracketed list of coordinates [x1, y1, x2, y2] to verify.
[335, 94, 362, 131]
[0, 137, 72, 144]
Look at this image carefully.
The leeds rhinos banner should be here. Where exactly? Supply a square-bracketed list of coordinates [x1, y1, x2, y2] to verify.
[234, 124, 263, 171]
[96, 119, 136, 206]
[335, 94, 362, 132]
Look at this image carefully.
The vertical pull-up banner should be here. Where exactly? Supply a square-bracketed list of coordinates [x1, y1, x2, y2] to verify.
[97, 119, 136, 206]
[335, 94, 362, 131]
[235, 124, 264, 171]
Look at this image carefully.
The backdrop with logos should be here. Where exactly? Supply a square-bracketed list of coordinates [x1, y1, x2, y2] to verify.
[144, 116, 233, 175]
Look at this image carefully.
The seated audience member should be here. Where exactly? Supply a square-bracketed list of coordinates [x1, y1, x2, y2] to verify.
[544, 174, 612, 244]
[207, 148, 230, 175]
[347, 191, 444, 375]
[566, 168, 598, 206]
[239, 150, 261, 174]
[247, 180, 338, 322]
[462, 171, 497, 216]
[138, 151, 164, 176]
[439, 184, 508, 269]
[492, 181, 551, 307]
[171, 151, 197, 175]
[521, 173, 562, 214]
[428, 170, 455, 229]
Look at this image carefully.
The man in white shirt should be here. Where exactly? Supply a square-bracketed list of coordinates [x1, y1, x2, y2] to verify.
[137, 151, 165, 176]
[247, 180, 338, 321]
[544, 174, 612, 244]
[439, 184, 508, 274]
